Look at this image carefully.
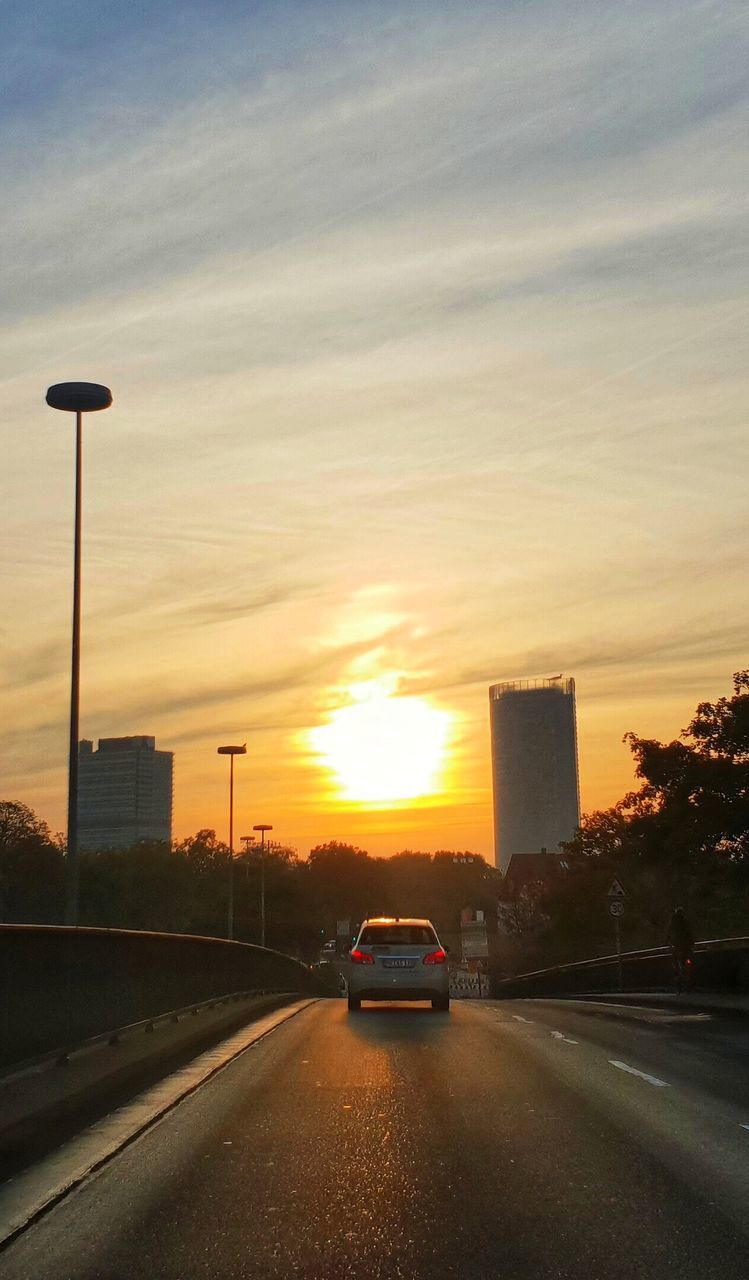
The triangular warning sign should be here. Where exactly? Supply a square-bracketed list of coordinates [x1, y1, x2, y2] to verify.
[607, 878, 626, 898]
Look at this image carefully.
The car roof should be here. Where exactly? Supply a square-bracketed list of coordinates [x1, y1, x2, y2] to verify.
[360, 917, 435, 928]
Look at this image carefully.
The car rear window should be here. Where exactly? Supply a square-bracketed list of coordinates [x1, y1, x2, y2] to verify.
[359, 925, 437, 946]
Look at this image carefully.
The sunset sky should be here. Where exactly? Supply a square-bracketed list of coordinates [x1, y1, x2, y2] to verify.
[2, 0, 747, 861]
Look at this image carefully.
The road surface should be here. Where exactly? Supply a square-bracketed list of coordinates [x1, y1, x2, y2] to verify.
[1, 997, 748, 1278]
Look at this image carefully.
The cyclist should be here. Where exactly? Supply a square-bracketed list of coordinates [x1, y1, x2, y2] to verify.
[666, 907, 695, 992]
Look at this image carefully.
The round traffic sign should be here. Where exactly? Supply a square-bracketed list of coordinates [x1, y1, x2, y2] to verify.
[609, 900, 625, 918]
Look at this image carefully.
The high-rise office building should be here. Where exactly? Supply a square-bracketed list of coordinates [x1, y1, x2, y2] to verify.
[489, 676, 580, 871]
[78, 736, 173, 850]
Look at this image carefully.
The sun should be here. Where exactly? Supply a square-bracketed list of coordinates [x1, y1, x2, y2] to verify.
[310, 682, 452, 804]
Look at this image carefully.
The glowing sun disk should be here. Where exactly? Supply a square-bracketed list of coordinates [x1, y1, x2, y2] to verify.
[311, 691, 451, 803]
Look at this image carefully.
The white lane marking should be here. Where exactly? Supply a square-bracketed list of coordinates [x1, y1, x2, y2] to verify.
[512, 1015, 534, 1024]
[609, 1059, 670, 1088]
[550, 1030, 578, 1044]
[741, 1124, 749, 1131]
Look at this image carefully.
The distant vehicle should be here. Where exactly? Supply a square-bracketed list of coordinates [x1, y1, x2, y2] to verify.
[320, 939, 337, 955]
[347, 917, 450, 1012]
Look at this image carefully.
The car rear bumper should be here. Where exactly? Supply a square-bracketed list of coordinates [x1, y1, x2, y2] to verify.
[348, 961, 450, 998]
[349, 985, 448, 1001]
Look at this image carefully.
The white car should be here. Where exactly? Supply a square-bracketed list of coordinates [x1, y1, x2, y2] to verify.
[347, 917, 450, 1012]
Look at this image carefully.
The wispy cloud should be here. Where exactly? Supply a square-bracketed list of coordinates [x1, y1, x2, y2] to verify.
[2, 0, 748, 849]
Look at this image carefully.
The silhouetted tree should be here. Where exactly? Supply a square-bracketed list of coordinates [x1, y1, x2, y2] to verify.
[305, 842, 385, 938]
[383, 851, 433, 918]
[0, 801, 64, 923]
[79, 842, 194, 933]
[233, 844, 313, 953]
[173, 830, 230, 936]
[549, 671, 749, 957]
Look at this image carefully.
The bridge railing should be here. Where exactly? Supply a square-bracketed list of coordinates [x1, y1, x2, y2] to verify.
[490, 936, 749, 999]
[0, 924, 321, 1069]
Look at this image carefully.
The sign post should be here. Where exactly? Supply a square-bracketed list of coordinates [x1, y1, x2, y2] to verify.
[607, 880, 626, 991]
[461, 918, 489, 999]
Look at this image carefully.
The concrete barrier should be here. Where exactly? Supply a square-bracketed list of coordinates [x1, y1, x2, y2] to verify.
[0, 924, 321, 1069]
[0, 993, 298, 1151]
[490, 936, 749, 999]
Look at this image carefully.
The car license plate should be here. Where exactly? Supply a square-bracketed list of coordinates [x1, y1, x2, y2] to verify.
[383, 959, 413, 968]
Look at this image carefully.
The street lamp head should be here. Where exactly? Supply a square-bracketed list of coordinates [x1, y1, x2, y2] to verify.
[217, 744, 247, 755]
[46, 382, 112, 413]
[253, 823, 273, 833]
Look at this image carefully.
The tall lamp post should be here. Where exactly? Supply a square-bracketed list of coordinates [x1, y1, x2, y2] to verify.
[46, 381, 112, 926]
[217, 744, 246, 940]
[252, 823, 273, 948]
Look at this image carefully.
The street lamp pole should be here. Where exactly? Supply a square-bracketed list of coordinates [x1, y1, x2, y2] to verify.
[218, 744, 246, 940]
[46, 382, 112, 926]
[240, 834, 256, 883]
[253, 823, 273, 948]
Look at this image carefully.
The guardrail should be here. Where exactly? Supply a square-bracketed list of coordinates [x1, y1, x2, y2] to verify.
[491, 937, 749, 999]
[2, 989, 291, 1082]
[0, 924, 321, 1069]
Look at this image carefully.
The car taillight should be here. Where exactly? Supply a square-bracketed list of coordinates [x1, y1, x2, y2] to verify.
[350, 949, 374, 965]
[423, 949, 447, 965]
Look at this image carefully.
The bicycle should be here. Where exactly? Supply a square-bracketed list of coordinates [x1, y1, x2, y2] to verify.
[672, 951, 694, 993]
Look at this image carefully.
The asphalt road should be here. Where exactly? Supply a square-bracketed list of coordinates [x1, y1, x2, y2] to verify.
[2, 996, 749, 1279]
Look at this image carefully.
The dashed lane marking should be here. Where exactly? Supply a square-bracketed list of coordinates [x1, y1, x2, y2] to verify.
[511, 1015, 534, 1024]
[609, 1059, 670, 1088]
[550, 1031, 578, 1044]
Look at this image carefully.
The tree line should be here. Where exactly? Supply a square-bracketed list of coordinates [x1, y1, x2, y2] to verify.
[0, 807, 500, 959]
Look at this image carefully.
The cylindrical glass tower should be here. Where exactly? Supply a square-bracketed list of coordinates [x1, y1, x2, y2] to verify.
[489, 677, 580, 871]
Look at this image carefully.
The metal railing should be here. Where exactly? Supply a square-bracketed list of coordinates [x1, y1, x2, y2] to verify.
[0, 924, 322, 1069]
[489, 677, 575, 697]
[491, 936, 749, 998]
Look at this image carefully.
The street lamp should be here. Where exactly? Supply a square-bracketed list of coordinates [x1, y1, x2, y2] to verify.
[240, 833, 256, 883]
[252, 823, 273, 948]
[217, 744, 246, 940]
[46, 381, 112, 926]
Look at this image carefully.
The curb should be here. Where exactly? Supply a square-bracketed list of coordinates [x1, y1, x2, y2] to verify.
[0, 999, 316, 1252]
[0, 993, 297, 1156]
